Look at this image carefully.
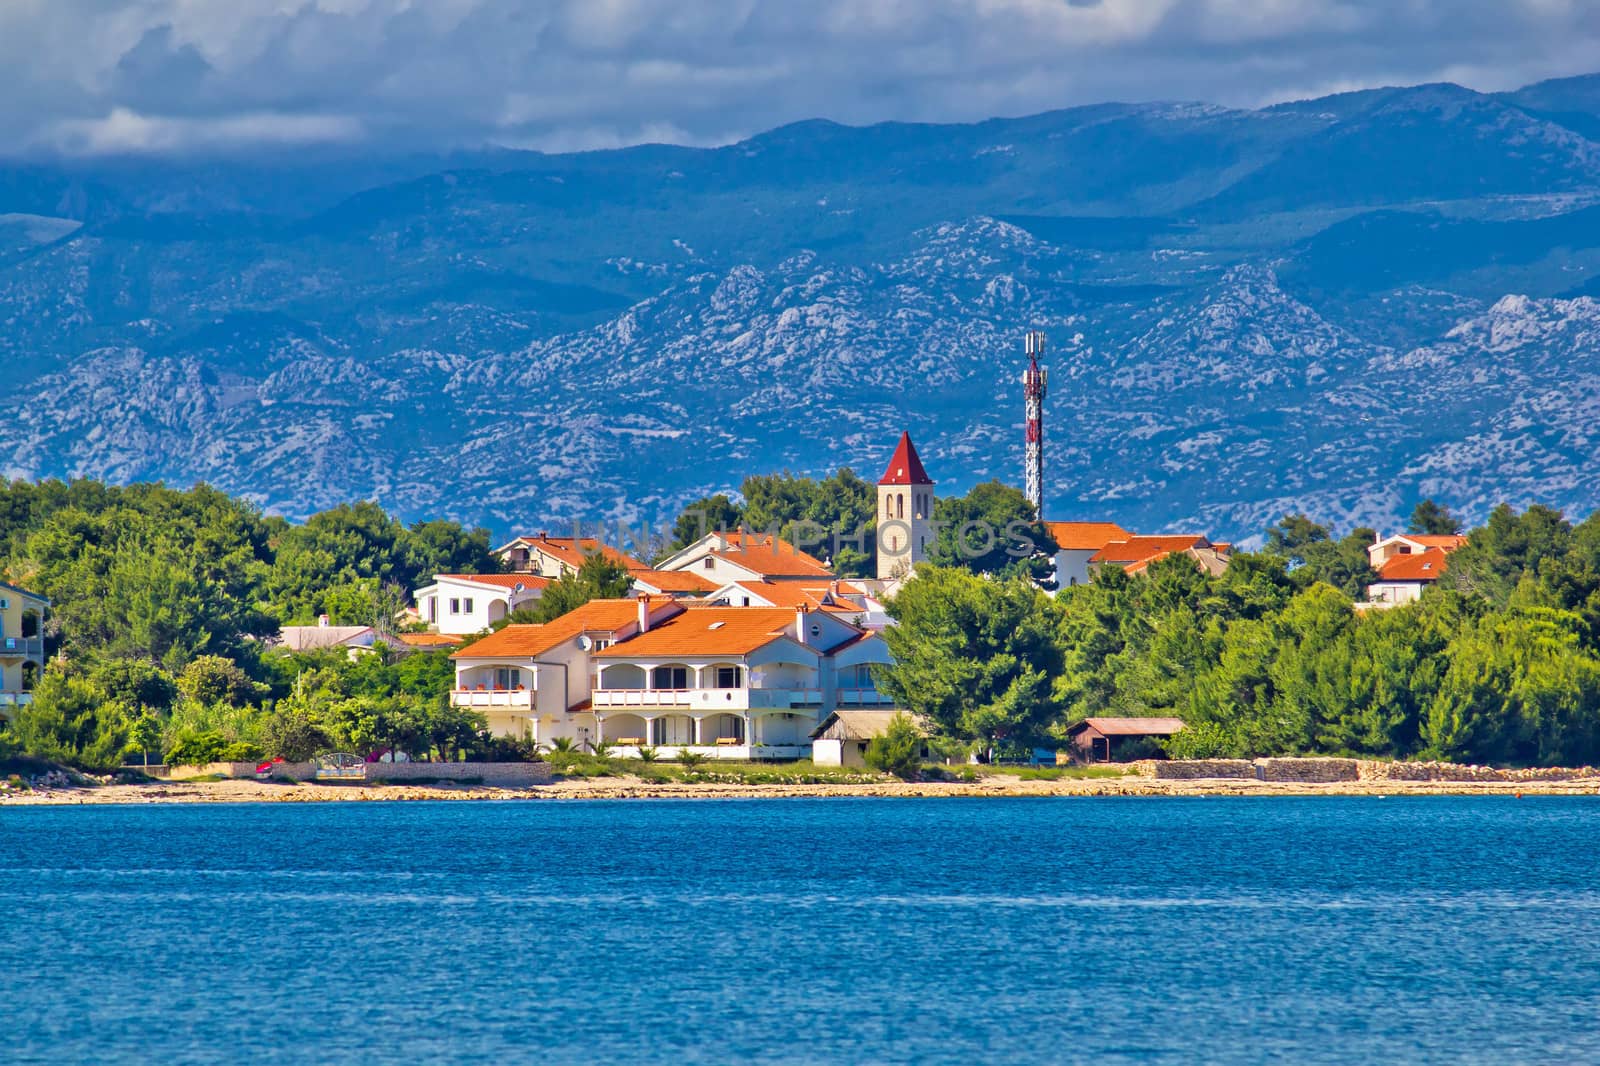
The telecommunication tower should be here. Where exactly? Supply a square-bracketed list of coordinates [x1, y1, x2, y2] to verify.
[1022, 330, 1048, 516]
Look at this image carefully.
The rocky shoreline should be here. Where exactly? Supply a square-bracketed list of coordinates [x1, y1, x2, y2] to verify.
[5, 760, 1600, 805]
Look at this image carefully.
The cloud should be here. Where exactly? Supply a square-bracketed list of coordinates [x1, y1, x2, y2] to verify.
[1, 0, 1598, 157]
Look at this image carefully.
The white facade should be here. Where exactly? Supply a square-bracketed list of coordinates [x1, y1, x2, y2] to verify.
[452, 600, 895, 760]
[414, 575, 545, 636]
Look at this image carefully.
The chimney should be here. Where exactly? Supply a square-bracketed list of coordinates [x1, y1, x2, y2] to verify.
[795, 607, 808, 645]
[318, 614, 330, 628]
[638, 594, 651, 634]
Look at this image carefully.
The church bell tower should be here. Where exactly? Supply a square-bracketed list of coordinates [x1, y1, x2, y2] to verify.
[876, 431, 935, 580]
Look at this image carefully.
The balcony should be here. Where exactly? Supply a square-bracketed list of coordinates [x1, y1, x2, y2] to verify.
[0, 637, 43, 660]
[451, 687, 535, 709]
[590, 686, 891, 711]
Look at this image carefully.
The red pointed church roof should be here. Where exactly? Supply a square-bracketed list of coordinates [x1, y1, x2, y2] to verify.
[878, 432, 933, 486]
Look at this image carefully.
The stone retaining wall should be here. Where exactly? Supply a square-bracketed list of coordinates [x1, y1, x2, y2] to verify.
[1256, 758, 1359, 783]
[1355, 760, 1598, 782]
[1136, 759, 1255, 780]
[366, 762, 551, 786]
[163, 761, 551, 785]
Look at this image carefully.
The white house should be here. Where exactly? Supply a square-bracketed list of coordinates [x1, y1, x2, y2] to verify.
[1363, 533, 1467, 607]
[495, 533, 648, 578]
[449, 597, 674, 741]
[1042, 521, 1131, 589]
[413, 573, 549, 635]
[589, 604, 894, 758]
[450, 597, 895, 759]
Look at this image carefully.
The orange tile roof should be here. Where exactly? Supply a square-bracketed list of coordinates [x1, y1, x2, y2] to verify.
[711, 533, 833, 578]
[594, 607, 805, 658]
[1091, 535, 1211, 566]
[511, 535, 649, 572]
[1378, 548, 1451, 582]
[438, 573, 550, 591]
[878, 431, 934, 486]
[452, 599, 661, 659]
[631, 569, 720, 594]
[398, 632, 465, 648]
[1041, 521, 1132, 551]
[724, 581, 864, 612]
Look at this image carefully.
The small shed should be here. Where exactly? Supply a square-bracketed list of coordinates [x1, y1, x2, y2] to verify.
[1065, 717, 1185, 763]
[811, 709, 924, 767]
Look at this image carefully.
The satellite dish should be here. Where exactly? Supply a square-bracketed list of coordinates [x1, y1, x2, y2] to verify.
[513, 582, 526, 593]
[577, 634, 594, 651]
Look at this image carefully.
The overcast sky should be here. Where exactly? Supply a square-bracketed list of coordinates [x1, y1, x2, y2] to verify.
[3, 0, 1598, 157]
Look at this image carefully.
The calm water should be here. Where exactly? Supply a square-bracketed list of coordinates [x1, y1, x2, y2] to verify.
[2, 797, 1599, 1064]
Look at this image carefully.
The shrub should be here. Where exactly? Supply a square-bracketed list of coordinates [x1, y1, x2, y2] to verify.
[164, 730, 261, 766]
[637, 745, 659, 763]
[864, 712, 923, 779]
[677, 750, 708, 769]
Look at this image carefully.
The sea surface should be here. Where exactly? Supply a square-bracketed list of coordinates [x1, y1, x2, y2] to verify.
[2, 797, 1598, 1064]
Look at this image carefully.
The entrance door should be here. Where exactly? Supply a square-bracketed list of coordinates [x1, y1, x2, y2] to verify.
[1091, 736, 1109, 762]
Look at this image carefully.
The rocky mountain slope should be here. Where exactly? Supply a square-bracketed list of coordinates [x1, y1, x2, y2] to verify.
[5, 74, 1600, 541]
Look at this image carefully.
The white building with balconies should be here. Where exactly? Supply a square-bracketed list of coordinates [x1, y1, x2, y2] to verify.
[449, 595, 895, 760]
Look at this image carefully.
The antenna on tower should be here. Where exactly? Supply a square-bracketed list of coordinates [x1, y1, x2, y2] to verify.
[1022, 330, 1048, 518]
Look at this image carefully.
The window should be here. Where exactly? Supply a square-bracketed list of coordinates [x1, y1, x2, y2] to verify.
[652, 715, 694, 745]
[884, 498, 893, 519]
[494, 667, 523, 689]
[463, 598, 474, 613]
[714, 665, 743, 689]
[448, 598, 460, 614]
[652, 665, 688, 689]
[703, 557, 715, 570]
[896, 494, 904, 520]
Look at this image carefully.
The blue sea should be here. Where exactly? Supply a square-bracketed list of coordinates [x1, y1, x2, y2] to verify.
[3, 797, 1599, 1064]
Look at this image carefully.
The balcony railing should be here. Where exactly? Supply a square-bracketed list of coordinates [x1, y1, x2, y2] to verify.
[0, 692, 35, 707]
[451, 688, 535, 709]
[0, 637, 43, 660]
[591, 686, 891, 711]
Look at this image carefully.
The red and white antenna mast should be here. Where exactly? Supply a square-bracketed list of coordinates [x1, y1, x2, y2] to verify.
[1022, 330, 1048, 517]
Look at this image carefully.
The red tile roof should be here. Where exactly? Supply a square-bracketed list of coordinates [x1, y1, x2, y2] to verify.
[1042, 521, 1132, 552]
[1091, 535, 1211, 566]
[1067, 717, 1186, 737]
[1378, 548, 1451, 582]
[631, 570, 720, 594]
[724, 580, 864, 613]
[711, 534, 833, 578]
[398, 632, 466, 648]
[593, 607, 804, 658]
[438, 573, 550, 592]
[878, 431, 933, 486]
[509, 535, 648, 572]
[452, 599, 668, 659]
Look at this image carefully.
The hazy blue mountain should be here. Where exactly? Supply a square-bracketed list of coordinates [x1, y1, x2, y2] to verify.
[5, 73, 1600, 542]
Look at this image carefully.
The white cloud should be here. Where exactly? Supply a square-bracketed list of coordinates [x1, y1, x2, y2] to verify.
[0, 0, 1597, 157]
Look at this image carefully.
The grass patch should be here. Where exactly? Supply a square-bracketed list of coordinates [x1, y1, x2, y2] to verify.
[171, 773, 228, 783]
[548, 756, 883, 786]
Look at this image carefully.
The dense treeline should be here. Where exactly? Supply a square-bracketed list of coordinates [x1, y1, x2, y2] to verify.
[881, 502, 1600, 768]
[0, 478, 501, 771]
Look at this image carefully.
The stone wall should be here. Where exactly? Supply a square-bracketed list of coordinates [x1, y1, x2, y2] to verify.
[366, 762, 551, 785]
[1139, 759, 1256, 780]
[162, 761, 551, 785]
[1255, 758, 1359, 783]
[1355, 760, 1598, 782]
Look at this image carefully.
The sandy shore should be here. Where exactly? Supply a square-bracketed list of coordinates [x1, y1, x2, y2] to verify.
[4, 773, 1600, 804]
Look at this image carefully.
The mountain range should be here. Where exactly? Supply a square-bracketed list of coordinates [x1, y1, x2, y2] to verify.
[5, 73, 1600, 542]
